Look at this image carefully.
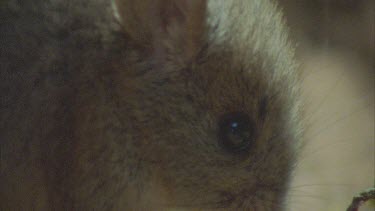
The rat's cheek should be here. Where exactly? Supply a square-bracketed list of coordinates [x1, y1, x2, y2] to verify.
[113, 175, 173, 210]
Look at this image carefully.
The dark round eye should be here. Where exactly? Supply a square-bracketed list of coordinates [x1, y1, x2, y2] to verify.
[218, 112, 254, 153]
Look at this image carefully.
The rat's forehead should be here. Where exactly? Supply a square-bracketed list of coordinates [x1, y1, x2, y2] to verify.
[188, 54, 271, 117]
[205, 0, 298, 82]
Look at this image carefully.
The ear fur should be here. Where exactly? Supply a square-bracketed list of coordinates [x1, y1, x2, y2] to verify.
[113, 0, 207, 64]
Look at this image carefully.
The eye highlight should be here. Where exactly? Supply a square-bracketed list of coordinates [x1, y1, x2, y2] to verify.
[218, 112, 254, 153]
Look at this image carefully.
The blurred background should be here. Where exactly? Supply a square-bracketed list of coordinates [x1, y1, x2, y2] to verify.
[277, 0, 374, 210]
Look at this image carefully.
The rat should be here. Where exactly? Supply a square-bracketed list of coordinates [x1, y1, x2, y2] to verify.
[0, 0, 302, 210]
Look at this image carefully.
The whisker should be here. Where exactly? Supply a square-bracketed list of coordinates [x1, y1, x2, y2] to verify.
[287, 193, 331, 202]
[307, 69, 346, 119]
[303, 92, 373, 131]
[306, 102, 373, 140]
[290, 183, 353, 189]
[296, 135, 373, 164]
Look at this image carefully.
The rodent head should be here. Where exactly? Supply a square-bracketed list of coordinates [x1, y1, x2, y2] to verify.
[74, 0, 302, 210]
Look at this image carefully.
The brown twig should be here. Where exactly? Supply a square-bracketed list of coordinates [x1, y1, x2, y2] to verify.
[346, 187, 375, 211]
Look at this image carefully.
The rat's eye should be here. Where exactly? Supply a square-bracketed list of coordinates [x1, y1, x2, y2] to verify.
[218, 112, 254, 153]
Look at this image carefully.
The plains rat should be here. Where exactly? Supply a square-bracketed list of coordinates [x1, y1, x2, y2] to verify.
[0, 0, 302, 210]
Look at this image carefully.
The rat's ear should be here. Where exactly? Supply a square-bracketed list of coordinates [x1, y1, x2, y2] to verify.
[113, 0, 207, 64]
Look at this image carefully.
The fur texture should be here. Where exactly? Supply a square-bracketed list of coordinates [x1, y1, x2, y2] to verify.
[0, 0, 302, 210]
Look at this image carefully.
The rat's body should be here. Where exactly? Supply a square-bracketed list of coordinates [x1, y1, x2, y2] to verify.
[0, 0, 302, 210]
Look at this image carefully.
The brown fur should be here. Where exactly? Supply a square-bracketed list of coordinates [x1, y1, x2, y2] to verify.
[0, 0, 302, 210]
